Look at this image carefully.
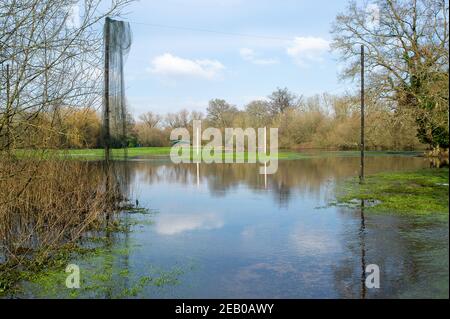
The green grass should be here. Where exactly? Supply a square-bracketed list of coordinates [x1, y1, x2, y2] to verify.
[15, 147, 422, 161]
[62, 147, 173, 159]
[276, 150, 423, 160]
[335, 168, 449, 215]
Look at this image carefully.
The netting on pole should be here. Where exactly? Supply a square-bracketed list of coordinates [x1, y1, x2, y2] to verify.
[103, 18, 132, 152]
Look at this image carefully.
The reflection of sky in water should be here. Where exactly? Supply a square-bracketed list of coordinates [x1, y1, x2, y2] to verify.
[156, 213, 224, 235]
[118, 157, 448, 299]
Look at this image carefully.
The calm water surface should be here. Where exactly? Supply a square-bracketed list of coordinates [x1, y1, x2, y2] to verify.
[103, 155, 448, 299]
[16, 155, 448, 299]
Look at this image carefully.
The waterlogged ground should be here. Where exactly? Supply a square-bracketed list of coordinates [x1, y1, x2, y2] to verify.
[9, 154, 449, 298]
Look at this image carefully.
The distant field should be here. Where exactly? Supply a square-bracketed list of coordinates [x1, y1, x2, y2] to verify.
[42, 147, 424, 161]
[64, 147, 173, 159]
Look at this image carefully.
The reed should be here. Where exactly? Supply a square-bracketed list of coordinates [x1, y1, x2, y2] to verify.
[0, 154, 125, 267]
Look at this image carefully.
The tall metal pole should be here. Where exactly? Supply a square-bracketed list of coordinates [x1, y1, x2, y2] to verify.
[120, 48, 128, 159]
[360, 45, 365, 184]
[5, 64, 10, 154]
[103, 18, 112, 224]
[104, 17, 111, 162]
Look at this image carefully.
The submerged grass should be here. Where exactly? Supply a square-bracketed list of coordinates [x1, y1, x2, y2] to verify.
[1, 209, 184, 298]
[335, 168, 449, 215]
[0, 242, 91, 296]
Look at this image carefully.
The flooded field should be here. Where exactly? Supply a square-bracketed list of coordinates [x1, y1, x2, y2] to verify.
[4, 155, 449, 299]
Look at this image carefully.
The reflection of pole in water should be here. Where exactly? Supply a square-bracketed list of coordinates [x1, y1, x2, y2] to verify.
[360, 45, 365, 184]
[360, 199, 367, 299]
[264, 127, 267, 189]
[104, 161, 111, 225]
[196, 127, 200, 188]
[196, 162, 200, 188]
[264, 162, 267, 189]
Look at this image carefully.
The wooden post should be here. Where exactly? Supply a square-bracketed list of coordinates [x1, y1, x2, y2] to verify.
[360, 45, 365, 184]
[104, 17, 111, 162]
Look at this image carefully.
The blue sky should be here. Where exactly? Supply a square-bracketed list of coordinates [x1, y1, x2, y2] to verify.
[120, 0, 352, 116]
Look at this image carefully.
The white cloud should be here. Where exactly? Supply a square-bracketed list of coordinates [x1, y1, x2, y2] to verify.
[149, 53, 225, 79]
[239, 48, 279, 65]
[286, 37, 330, 67]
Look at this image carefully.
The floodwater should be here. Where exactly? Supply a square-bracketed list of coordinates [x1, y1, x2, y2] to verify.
[13, 154, 450, 298]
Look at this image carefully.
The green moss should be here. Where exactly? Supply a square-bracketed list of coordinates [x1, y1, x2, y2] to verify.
[335, 168, 449, 215]
[118, 276, 151, 297]
[0, 243, 96, 296]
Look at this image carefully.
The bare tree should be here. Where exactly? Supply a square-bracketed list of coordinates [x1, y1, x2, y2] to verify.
[245, 100, 271, 127]
[267, 87, 303, 115]
[165, 109, 191, 129]
[190, 110, 204, 123]
[0, 0, 135, 271]
[331, 0, 449, 149]
[206, 99, 238, 128]
[0, 0, 133, 152]
[139, 111, 162, 129]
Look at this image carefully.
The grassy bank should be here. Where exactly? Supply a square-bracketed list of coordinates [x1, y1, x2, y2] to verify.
[335, 168, 449, 215]
[25, 147, 423, 161]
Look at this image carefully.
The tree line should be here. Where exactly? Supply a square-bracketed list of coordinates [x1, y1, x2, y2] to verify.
[29, 87, 422, 151]
[130, 87, 426, 150]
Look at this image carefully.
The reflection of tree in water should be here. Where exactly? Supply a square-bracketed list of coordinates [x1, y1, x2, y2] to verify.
[270, 180, 291, 208]
[128, 156, 426, 206]
[112, 160, 132, 198]
[0, 159, 134, 266]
